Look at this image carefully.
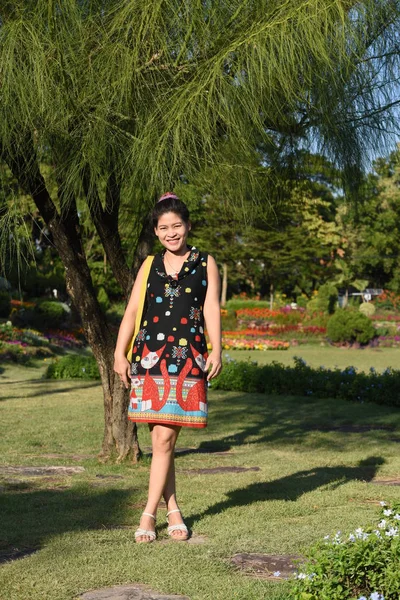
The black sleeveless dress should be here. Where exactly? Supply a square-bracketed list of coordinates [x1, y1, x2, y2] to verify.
[128, 246, 209, 428]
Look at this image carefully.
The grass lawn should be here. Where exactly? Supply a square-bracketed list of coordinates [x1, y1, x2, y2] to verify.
[1, 355, 400, 600]
[229, 344, 400, 372]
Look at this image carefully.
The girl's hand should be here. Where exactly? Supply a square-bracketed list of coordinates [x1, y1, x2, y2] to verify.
[113, 355, 131, 389]
[205, 351, 222, 381]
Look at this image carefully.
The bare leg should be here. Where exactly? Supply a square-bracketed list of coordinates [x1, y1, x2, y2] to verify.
[136, 424, 181, 542]
[162, 457, 188, 539]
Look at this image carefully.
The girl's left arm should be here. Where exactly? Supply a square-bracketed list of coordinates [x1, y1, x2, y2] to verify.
[203, 255, 222, 380]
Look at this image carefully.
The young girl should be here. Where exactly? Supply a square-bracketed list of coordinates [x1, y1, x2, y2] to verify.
[113, 192, 222, 543]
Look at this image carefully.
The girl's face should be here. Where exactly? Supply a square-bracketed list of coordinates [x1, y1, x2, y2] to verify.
[155, 211, 191, 254]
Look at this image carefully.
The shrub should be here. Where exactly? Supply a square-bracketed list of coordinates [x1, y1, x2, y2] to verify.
[35, 301, 67, 329]
[291, 501, 400, 600]
[45, 354, 100, 379]
[307, 283, 338, 314]
[212, 357, 400, 408]
[359, 302, 376, 316]
[0, 292, 11, 318]
[327, 310, 376, 344]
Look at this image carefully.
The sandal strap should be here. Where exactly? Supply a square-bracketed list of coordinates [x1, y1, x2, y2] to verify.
[166, 509, 181, 517]
[168, 523, 188, 534]
[142, 512, 156, 521]
[135, 528, 156, 540]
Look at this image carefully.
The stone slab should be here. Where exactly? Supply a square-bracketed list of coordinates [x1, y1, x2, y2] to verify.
[230, 553, 303, 579]
[144, 446, 233, 456]
[80, 584, 190, 600]
[0, 466, 85, 476]
[180, 466, 260, 475]
[371, 478, 400, 486]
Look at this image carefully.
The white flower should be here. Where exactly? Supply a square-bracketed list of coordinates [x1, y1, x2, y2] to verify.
[348, 533, 356, 542]
[273, 571, 281, 577]
[393, 514, 400, 521]
[378, 519, 386, 529]
[385, 527, 398, 537]
[374, 530, 382, 539]
[355, 527, 364, 538]
[296, 573, 307, 580]
[379, 501, 387, 507]
[370, 593, 385, 600]
[324, 534, 330, 541]
[383, 509, 392, 516]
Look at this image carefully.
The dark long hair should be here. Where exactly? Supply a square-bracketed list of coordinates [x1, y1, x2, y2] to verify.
[151, 194, 190, 228]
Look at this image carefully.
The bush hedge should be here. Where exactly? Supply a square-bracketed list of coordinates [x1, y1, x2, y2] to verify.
[45, 354, 100, 380]
[327, 310, 376, 344]
[212, 357, 400, 407]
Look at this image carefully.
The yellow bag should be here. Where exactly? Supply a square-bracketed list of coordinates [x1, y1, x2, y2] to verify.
[126, 255, 154, 362]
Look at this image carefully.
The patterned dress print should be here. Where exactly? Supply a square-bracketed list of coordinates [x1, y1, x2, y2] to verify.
[128, 247, 209, 428]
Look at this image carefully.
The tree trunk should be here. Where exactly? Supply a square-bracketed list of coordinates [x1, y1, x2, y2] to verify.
[3, 142, 141, 463]
[221, 262, 228, 306]
[269, 283, 274, 310]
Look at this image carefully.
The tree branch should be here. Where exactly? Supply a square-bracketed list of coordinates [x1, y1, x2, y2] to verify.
[82, 166, 131, 294]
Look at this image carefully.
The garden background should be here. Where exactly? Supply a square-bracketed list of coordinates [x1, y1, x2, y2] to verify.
[2, 2, 400, 600]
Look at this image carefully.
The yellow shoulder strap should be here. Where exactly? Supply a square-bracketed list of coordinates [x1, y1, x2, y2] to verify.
[126, 255, 154, 362]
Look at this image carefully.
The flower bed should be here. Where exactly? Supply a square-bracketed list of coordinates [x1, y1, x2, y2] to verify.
[0, 323, 86, 364]
[223, 325, 326, 339]
[0, 323, 84, 349]
[219, 338, 290, 351]
[377, 335, 400, 347]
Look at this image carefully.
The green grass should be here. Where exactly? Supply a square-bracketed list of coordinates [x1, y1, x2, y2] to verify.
[1, 356, 400, 599]
[228, 344, 400, 372]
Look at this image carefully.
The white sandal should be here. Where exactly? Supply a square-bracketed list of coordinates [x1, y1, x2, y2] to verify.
[167, 509, 189, 541]
[135, 512, 156, 543]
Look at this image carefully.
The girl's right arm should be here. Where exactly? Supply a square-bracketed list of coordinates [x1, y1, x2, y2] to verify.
[113, 261, 149, 388]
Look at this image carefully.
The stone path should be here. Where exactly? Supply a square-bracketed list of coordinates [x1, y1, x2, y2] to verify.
[80, 584, 190, 600]
[180, 466, 260, 475]
[230, 553, 303, 579]
[372, 478, 400, 486]
[0, 466, 85, 476]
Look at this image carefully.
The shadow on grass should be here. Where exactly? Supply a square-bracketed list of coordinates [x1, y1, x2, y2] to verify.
[0, 380, 100, 401]
[178, 392, 400, 456]
[186, 456, 385, 528]
[0, 485, 137, 559]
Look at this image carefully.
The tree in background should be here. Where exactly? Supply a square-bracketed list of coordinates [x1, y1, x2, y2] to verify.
[0, 1, 400, 461]
[352, 148, 400, 293]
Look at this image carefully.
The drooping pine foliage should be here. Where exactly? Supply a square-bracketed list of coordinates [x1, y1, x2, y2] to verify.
[0, 1, 399, 200]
